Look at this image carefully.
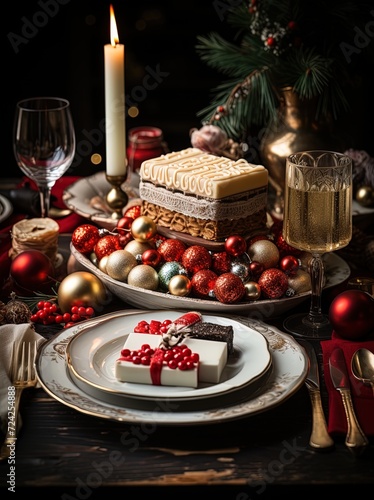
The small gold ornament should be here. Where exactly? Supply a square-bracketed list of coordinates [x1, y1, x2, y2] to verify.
[127, 265, 159, 290]
[288, 269, 312, 294]
[298, 251, 313, 271]
[124, 240, 154, 259]
[247, 240, 279, 269]
[57, 271, 108, 313]
[105, 250, 138, 282]
[168, 275, 191, 297]
[356, 185, 374, 207]
[131, 216, 157, 242]
[98, 255, 109, 273]
[244, 281, 261, 301]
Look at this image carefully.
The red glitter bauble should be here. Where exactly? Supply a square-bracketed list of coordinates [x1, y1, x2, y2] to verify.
[214, 273, 245, 304]
[275, 233, 302, 258]
[225, 235, 247, 257]
[258, 268, 288, 299]
[158, 239, 186, 262]
[10, 250, 55, 291]
[329, 290, 374, 340]
[72, 224, 101, 254]
[142, 248, 162, 268]
[124, 205, 141, 219]
[190, 269, 218, 299]
[211, 251, 232, 275]
[279, 255, 299, 275]
[94, 235, 122, 260]
[182, 245, 212, 275]
[249, 261, 265, 281]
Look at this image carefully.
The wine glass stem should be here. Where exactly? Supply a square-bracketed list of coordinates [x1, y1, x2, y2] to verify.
[39, 186, 52, 218]
[308, 254, 325, 323]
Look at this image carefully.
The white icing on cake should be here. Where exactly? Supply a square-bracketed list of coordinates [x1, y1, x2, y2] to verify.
[140, 148, 268, 199]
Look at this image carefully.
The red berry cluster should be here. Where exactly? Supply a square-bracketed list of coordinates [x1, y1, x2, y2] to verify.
[30, 301, 95, 329]
[120, 344, 199, 370]
[134, 319, 172, 335]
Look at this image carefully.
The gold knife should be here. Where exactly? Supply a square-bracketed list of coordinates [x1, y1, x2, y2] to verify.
[298, 340, 334, 450]
[329, 347, 369, 455]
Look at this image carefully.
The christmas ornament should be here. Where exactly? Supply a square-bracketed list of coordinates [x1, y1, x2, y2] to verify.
[329, 290, 374, 340]
[98, 255, 109, 273]
[158, 261, 188, 291]
[258, 268, 288, 299]
[94, 235, 122, 261]
[181, 245, 212, 275]
[168, 275, 191, 297]
[124, 240, 154, 260]
[230, 258, 250, 281]
[72, 224, 101, 254]
[244, 281, 261, 301]
[116, 216, 134, 234]
[299, 251, 313, 271]
[279, 255, 299, 275]
[247, 240, 279, 269]
[249, 261, 264, 281]
[158, 239, 186, 262]
[105, 250, 138, 282]
[213, 273, 246, 304]
[124, 205, 141, 220]
[131, 216, 157, 242]
[190, 269, 218, 299]
[275, 233, 302, 258]
[356, 185, 374, 207]
[225, 235, 247, 257]
[127, 265, 159, 291]
[141, 248, 162, 268]
[57, 271, 108, 313]
[118, 233, 133, 248]
[1, 292, 32, 324]
[211, 251, 231, 274]
[10, 250, 55, 292]
[287, 269, 311, 294]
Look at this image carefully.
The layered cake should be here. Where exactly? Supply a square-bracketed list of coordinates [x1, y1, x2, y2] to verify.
[139, 148, 268, 241]
[189, 322, 234, 355]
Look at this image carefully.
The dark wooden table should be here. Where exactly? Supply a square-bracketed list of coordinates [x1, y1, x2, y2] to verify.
[1, 227, 374, 496]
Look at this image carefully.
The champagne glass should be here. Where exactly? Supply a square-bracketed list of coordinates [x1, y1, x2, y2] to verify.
[282, 151, 352, 339]
[13, 97, 76, 218]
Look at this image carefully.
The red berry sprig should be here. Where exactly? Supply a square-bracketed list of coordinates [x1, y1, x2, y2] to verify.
[119, 344, 199, 370]
[30, 301, 95, 328]
[134, 319, 173, 334]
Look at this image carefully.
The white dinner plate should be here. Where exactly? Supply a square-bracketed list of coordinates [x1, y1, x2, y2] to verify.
[0, 194, 13, 224]
[71, 243, 350, 317]
[65, 311, 271, 402]
[35, 310, 308, 426]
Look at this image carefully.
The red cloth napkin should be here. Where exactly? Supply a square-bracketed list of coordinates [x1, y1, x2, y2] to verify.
[0, 176, 87, 293]
[321, 332, 374, 436]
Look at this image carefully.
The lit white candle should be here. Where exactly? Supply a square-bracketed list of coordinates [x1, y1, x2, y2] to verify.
[104, 4, 126, 176]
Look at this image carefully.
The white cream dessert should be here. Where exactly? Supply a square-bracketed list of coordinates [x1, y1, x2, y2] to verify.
[139, 148, 268, 241]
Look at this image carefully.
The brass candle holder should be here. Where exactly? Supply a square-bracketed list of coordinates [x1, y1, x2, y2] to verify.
[105, 173, 129, 219]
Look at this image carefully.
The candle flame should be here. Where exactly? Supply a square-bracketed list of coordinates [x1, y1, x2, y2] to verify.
[110, 4, 119, 47]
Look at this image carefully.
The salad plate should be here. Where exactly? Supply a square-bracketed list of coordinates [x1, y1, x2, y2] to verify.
[35, 310, 308, 426]
[65, 311, 272, 402]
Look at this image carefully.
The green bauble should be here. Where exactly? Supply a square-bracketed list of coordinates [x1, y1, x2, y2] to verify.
[158, 261, 188, 291]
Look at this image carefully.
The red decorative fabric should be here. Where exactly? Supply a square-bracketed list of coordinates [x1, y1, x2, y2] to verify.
[321, 332, 374, 436]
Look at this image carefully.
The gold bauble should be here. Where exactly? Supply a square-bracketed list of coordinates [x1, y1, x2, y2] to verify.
[131, 216, 157, 242]
[299, 251, 313, 271]
[127, 264, 159, 290]
[168, 274, 191, 297]
[124, 239, 154, 259]
[98, 255, 109, 273]
[244, 281, 261, 301]
[356, 185, 374, 207]
[105, 250, 137, 282]
[247, 240, 279, 269]
[288, 269, 312, 294]
[57, 271, 108, 313]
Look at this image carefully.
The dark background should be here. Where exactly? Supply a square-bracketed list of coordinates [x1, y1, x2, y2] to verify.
[2, 0, 374, 180]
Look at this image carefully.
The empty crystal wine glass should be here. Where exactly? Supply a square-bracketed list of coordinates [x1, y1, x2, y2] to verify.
[282, 151, 352, 339]
[13, 97, 76, 218]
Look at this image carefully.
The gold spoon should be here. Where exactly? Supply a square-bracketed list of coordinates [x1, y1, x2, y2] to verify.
[351, 348, 374, 397]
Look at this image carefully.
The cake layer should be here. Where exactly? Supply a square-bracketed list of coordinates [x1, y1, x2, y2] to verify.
[139, 148, 268, 199]
[190, 322, 234, 355]
[115, 333, 227, 387]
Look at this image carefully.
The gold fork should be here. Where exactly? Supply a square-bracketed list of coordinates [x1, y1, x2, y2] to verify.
[0, 341, 38, 461]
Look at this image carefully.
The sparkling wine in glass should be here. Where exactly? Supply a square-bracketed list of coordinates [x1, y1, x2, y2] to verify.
[13, 97, 76, 218]
[282, 151, 352, 339]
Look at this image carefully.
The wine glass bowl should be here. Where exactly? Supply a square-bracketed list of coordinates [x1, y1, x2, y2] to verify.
[282, 150, 352, 339]
[13, 97, 76, 218]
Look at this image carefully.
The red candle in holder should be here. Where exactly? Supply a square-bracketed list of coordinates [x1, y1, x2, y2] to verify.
[127, 126, 167, 174]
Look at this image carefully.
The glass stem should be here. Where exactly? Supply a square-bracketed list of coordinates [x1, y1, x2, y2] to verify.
[308, 254, 325, 323]
[39, 186, 52, 218]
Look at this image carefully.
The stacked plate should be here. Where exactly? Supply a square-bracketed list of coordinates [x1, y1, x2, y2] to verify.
[35, 310, 308, 425]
